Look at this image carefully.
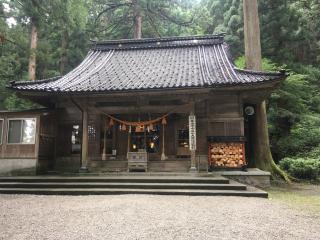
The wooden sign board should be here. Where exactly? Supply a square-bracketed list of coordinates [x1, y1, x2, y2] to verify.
[189, 115, 196, 151]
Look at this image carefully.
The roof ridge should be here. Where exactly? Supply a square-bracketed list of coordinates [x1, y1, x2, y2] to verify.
[91, 34, 225, 45]
[90, 34, 226, 51]
[235, 68, 286, 76]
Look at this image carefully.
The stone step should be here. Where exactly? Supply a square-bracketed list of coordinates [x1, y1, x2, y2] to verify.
[0, 187, 268, 198]
[0, 176, 230, 184]
[0, 182, 246, 190]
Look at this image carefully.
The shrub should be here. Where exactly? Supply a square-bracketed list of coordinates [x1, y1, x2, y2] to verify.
[279, 157, 320, 180]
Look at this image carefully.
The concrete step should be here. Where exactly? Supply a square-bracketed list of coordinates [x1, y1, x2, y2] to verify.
[0, 176, 268, 198]
[0, 176, 230, 184]
[0, 187, 268, 198]
[0, 182, 246, 190]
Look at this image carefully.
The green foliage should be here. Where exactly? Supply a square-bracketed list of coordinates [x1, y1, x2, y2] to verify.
[280, 157, 320, 180]
[4, 94, 35, 110]
[235, 56, 279, 71]
[268, 68, 320, 160]
[203, 0, 244, 57]
[235, 55, 320, 163]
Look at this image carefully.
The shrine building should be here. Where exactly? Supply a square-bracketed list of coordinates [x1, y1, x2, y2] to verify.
[0, 34, 286, 175]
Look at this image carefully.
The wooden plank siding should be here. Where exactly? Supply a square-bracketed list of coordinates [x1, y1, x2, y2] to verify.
[0, 112, 40, 159]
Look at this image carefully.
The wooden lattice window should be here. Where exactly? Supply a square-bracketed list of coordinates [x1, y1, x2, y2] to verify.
[88, 124, 97, 142]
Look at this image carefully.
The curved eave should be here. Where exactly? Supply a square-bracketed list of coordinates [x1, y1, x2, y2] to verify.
[9, 76, 285, 97]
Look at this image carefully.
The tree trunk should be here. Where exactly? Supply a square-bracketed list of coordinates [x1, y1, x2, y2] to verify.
[28, 18, 38, 81]
[243, 0, 262, 71]
[243, 0, 289, 180]
[60, 30, 69, 75]
[133, 0, 142, 39]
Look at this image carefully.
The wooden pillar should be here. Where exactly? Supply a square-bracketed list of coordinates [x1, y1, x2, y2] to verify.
[189, 102, 197, 172]
[112, 124, 116, 154]
[161, 124, 167, 160]
[102, 119, 107, 160]
[80, 108, 89, 172]
[127, 127, 131, 156]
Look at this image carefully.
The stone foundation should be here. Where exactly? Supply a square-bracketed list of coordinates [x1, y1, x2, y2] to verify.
[0, 159, 37, 176]
[219, 168, 271, 188]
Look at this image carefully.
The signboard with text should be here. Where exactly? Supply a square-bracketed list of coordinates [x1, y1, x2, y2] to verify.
[189, 115, 196, 151]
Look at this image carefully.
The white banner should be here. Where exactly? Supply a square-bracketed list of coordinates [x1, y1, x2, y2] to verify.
[189, 115, 196, 151]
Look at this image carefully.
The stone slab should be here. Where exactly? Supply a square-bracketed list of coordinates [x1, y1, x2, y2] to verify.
[217, 168, 271, 188]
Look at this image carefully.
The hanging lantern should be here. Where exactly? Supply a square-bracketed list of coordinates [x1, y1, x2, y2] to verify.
[129, 126, 132, 133]
[161, 117, 167, 125]
[135, 125, 144, 133]
[149, 123, 154, 131]
[109, 118, 114, 126]
[122, 124, 127, 131]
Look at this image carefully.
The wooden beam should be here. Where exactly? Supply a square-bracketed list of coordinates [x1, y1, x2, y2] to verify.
[80, 107, 89, 172]
[89, 104, 193, 115]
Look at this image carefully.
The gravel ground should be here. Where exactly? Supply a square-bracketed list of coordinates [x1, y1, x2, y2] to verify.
[0, 194, 319, 240]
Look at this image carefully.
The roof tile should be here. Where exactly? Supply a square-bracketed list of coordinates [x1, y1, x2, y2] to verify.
[10, 35, 285, 93]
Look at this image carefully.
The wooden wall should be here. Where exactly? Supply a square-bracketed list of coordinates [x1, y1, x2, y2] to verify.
[38, 113, 56, 172]
[0, 112, 40, 159]
[0, 111, 42, 176]
[207, 94, 244, 137]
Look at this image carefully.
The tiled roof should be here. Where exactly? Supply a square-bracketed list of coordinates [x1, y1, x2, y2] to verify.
[9, 35, 285, 93]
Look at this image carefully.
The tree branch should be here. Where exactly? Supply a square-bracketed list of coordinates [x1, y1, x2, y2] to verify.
[94, 2, 132, 24]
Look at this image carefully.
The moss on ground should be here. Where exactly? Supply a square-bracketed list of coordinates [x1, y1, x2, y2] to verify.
[267, 182, 320, 214]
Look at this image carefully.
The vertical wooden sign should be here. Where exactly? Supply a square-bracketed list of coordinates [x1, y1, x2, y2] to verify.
[189, 115, 196, 151]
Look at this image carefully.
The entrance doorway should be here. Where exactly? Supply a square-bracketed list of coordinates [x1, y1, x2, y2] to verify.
[130, 125, 161, 153]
